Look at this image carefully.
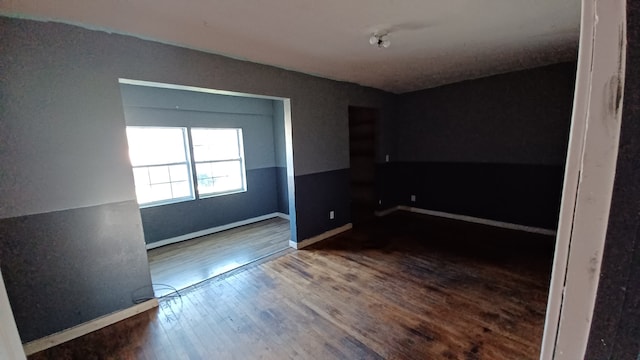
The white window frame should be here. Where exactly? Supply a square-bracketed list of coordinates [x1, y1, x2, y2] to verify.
[126, 126, 195, 207]
[190, 127, 248, 198]
[126, 126, 248, 207]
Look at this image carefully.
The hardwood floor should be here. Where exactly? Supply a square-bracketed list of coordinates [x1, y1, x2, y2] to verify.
[30, 212, 555, 359]
[148, 217, 291, 296]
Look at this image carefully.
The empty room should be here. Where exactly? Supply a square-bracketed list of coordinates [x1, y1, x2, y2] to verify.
[0, 1, 637, 360]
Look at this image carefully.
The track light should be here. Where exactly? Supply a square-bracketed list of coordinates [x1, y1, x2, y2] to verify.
[369, 33, 390, 48]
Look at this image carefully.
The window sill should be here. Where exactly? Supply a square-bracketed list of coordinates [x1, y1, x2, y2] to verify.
[198, 188, 247, 200]
[138, 196, 195, 209]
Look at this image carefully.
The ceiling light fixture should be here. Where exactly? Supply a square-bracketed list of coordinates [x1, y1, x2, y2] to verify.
[369, 33, 390, 48]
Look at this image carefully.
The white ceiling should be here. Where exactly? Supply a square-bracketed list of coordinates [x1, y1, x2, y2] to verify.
[1, 0, 580, 93]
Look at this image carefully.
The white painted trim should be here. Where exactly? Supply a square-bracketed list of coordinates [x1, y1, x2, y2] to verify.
[146, 212, 287, 250]
[376, 205, 556, 236]
[399, 206, 557, 236]
[119, 78, 287, 101]
[282, 99, 298, 244]
[289, 223, 353, 249]
[275, 212, 290, 220]
[541, 0, 627, 358]
[23, 299, 158, 356]
[539, 1, 594, 353]
[0, 270, 26, 360]
[374, 206, 399, 217]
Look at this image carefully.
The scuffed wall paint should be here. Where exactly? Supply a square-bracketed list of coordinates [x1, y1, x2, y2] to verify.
[585, 0, 640, 358]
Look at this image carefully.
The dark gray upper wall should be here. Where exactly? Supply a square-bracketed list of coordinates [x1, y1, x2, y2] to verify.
[0, 16, 394, 220]
[396, 62, 577, 165]
[120, 84, 277, 170]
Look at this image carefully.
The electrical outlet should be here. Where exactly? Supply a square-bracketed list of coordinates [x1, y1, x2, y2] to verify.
[385, 154, 390, 162]
[411, 195, 416, 202]
[329, 210, 335, 219]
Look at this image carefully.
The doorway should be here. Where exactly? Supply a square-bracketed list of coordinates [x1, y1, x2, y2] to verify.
[118, 79, 297, 296]
[348, 106, 378, 226]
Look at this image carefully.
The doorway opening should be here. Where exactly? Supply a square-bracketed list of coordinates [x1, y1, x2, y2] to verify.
[118, 79, 297, 296]
[348, 106, 378, 226]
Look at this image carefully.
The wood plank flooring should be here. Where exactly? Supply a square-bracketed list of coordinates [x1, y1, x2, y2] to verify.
[148, 217, 291, 296]
[30, 212, 555, 360]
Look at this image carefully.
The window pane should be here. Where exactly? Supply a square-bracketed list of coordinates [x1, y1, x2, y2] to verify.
[126, 126, 248, 205]
[195, 162, 215, 194]
[169, 164, 189, 182]
[191, 128, 241, 161]
[134, 183, 154, 204]
[196, 160, 243, 195]
[171, 181, 191, 198]
[127, 127, 188, 166]
[132, 166, 194, 205]
[150, 183, 172, 201]
[148, 166, 170, 184]
[126, 127, 196, 206]
[132, 167, 149, 187]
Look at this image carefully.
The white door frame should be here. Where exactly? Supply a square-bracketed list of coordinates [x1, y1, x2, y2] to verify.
[540, 0, 627, 358]
[0, 270, 26, 360]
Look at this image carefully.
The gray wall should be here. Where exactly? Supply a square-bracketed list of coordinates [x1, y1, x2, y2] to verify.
[380, 62, 577, 229]
[396, 62, 576, 165]
[120, 85, 285, 243]
[0, 16, 393, 342]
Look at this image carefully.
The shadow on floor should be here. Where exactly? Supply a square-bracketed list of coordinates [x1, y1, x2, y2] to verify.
[309, 211, 556, 282]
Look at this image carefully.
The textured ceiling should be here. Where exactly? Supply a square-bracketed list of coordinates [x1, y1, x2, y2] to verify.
[0, 0, 581, 93]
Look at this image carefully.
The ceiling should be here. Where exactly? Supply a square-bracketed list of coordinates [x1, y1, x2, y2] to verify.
[0, 0, 581, 93]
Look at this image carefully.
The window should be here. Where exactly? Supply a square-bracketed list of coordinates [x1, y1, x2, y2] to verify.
[191, 128, 246, 196]
[126, 127, 194, 206]
[126, 126, 246, 206]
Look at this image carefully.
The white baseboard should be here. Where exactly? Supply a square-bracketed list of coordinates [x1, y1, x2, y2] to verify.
[275, 212, 290, 220]
[289, 223, 353, 249]
[23, 299, 158, 356]
[377, 205, 556, 236]
[374, 207, 398, 217]
[147, 212, 290, 250]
